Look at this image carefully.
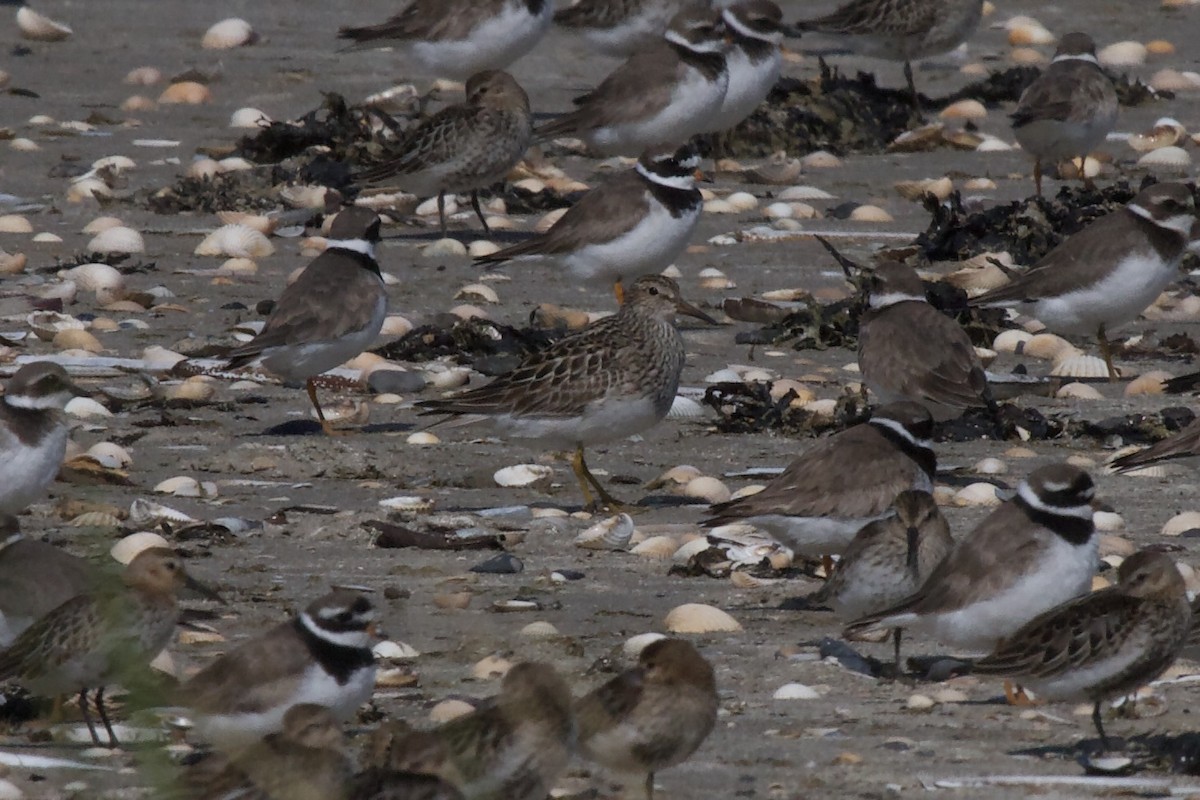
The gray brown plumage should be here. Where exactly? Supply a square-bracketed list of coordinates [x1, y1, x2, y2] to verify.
[857, 261, 992, 418]
[794, 0, 983, 106]
[702, 401, 936, 557]
[973, 550, 1192, 749]
[1111, 416, 1200, 473]
[576, 638, 717, 800]
[355, 71, 532, 234]
[970, 183, 1196, 380]
[182, 704, 354, 800]
[0, 533, 97, 646]
[814, 490, 953, 667]
[1011, 32, 1118, 196]
[417, 275, 715, 510]
[337, 0, 551, 79]
[225, 207, 387, 434]
[181, 590, 377, 750]
[369, 662, 575, 800]
[0, 547, 217, 746]
[845, 463, 1099, 655]
[554, 0, 706, 57]
[536, 7, 728, 155]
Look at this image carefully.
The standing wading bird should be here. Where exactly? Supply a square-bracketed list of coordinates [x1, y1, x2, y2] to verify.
[969, 182, 1197, 381]
[792, 0, 984, 109]
[703, 1, 791, 141]
[973, 550, 1192, 750]
[473, 144, 704, 304]
[417, 275, 716, 511]
[0, 548, 219, 746]
[336, 0, 552, 79]
[553, 0, 707, 58]
[1010, 32, 1118, 197]
[225, 207, 387, 435]
[354, 70, 532, 236]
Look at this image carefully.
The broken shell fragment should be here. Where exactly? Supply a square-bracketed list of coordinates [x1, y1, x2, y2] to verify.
[574, 513, 634, 550]
[110, 532, 171, 565]
[17, 6, 72, 41]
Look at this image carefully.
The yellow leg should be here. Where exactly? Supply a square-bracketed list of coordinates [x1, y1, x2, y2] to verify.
[571, 445, 625, 512]
[1097, 324, 1119, 382]
[614, 280, 626, 306]
[1004, 680, 1035, 706]
[306, 379, 350, 436]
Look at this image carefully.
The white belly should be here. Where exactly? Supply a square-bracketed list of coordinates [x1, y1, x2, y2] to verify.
[587, 68, 728, 156]
[491, 395, 666, 450]
[733, 513, 891, 557]
[707, 50, 779, 132]
[561, 200, 700, 286]
[410, 2, 550, 77]
[258, 293, 386, 383]
[1028, 251, 1179, 335]
[0, 425, 68, 514]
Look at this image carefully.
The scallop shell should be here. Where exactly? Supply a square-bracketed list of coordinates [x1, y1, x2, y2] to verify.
[194, 224, 275, 258]
[574, 513, 634, 550]
[894, 177, 953, 201]
[124, 66, 162, 86]
[429, 700, 475, 724]
[377, 496, 434, 513]
[17, 6, 72, 41]
[1125, 371, 1171, 397]
[645, 464, 703, 490]
[167, 377, 216, 404]
[64, 397, 112, 418]
[973, 457, 1007, 475]
[372, 640, 419, 659]
[455, 283, 499, 304]
[82, 216, 123, 235]
[28, 310, 85, 341]
[70, 511, 123, 529]
[54, 329, 103, 354]
[129, 498, 195, 526]
[664, 603, 742, 633]
[1137, 146, 1191, 173]
[698, 267, 734, 290]
[422, 238, 468, 258]
[1128, 118, 1186, 152]
[992, 329, 1032, 353]
[520, 621, 560, 637]
[1056, 382, 1104, 400]
[66, 177, 112, 203]
[406, 432, 440, 445]
[1022, 333, 1076, 361]
[939, 99, 987, 120]
[158, 81, 213, 105]
[202, 18, 258, 49]
[671, 537, 712, 564]
[60, 263, 126, 301]
[954, 482, 1001, 507]
[87, 442, 132, 468]
[684, 476, 731, 504]
[630, 536, 679, 559]
[1098, 40, 1148, 67]
[0, 215, 33, 233]
[726, 192, 758, 211]
[849, 205, 893, 223]
[623, 632, 667, 657]
[0, 251, 27, 275]
[774, 683, 822, 700]
[800, 150, 842, 169]
[493, 464, 553, 488]
[1050, 354, 1111, 379]
[110, 532, 171, 565]
[154, 476, 203, 498]
[1162, 511, 1200, 537]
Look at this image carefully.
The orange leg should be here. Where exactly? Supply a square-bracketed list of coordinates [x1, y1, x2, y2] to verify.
[1004, 680, 1035, 706]
[306, 379, 349, 436]
[613, 280, 626, 306]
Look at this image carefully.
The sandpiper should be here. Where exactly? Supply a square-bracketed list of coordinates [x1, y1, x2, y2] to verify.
[417, 275, 716, 511]
[474, 144, 703, 302]
[704, 1, 789, 136]
[1010, 32, 1118, 196]
[355, 70, 532, 236]
[183, 704, 354, 800]
[702, 401, 937, 559]
[973, 550, 1192, 750]
[371, 662, 575, 800]
[576, 638, 717, 800]
[181, 589, 377, 750]
[858, 261, 993, 419]
[536, 7, 729, 156]
[813, 490, 953, 668]
[554, 0, 704, 58]
[845, 463, 1099, 660]
[1111, 415, 1200, 473]
[337, 0, 551, 79]
[970, 182, 1196, 380]
[0, 361, 86, 516]
[0, 533, 96, 647]
[793, 0, 984, 107]
[0, 547, 217, 746]
[225, 207, 387, 435]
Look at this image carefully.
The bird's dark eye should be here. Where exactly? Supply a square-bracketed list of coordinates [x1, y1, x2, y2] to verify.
[648, 286, 660, 295]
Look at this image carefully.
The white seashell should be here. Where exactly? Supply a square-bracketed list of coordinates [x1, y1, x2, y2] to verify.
[703, 199, 736, 214]
[940, 99, 987, 120]
[279, 185, 330, 209]
[764, 202, 793, 219]
[1092, 511, 1124, 532]
[472, 654, 513, 680]
[455, 283, 499, 304]
[705, 368, 742, 384]
[1098, 40, 1148, 67]
[60, 263, 126, 302]
[28, 310, 84, 340]
[774, 683, 821, 700]
[698, 267, 734, 290]
[800, 150, 842, 169]
[31, 232, 62, 243]
[428, 367, 470, 390]
[684, 476, 730, 504]
[124, 66, 161, 86]
[17, 6, 72, 41]
[188, 158, 220, 180]
[1162, 511, 1200, 537]
[110, 532, 171, 565]
[0, 215, 33, 233]
[1127, 118, 1186, 152]
[954, 482, 1001, 507]
[493, 464, 553, 488]
[377, 496, 434, 513]
[646, 464, 703, 489]
[422, 238, 468, 258]
[726, 192, 758, 211]
[372, 640, 419, 659]
[154, 476, 203, 497]
[1050, 353, 1111, 379]
[519, 621, 559, 637]
[1022, 333, 1076, 361]
[629, 536, 679, 559]
[142, 346, 187, 370]
[667, 396, 706, 419]
[664, 603, 742, 633]
[0, 250, 26, 275]
[623, 632, 667, 657]
[973, 457, 1007, 475]
[468, 240, 501, 258]
[158, 81, 212, 105]
[9, 137, 38, 152]
[87, 442, 132, 468]
[194, 225, 275, 258]
[1056, 382, 1103, 400]
[64, 397, 112, 418]
[81, 216, 123, 235]
[975, 136, 1013, 152]
[1137, 146, 1191, 173]
[54, 328, 103, 354]
[406, 432, 440, 445]
[429, 700, 475, 724]
[202, 18, 257, 49]
[575, 513, 634, 550]
[217, 157, 253, 173]
[849, 205, 893, 223]
[992, 329, 1032, 352]
[70, 511, 122, 529]
[778, 185, 834, 201]
[129, 499, 195, 526]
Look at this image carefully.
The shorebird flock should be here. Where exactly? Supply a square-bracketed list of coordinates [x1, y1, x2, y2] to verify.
[3, 0, 1200, 797]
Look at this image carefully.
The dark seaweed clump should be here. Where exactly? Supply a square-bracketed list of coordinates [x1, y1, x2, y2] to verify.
[1069, 406, 1197, 447]
[702, 382, 869, 436]
[916, 180, 1150, 263]
[235, 93, 382, 165]
[373, 317, 560, 374]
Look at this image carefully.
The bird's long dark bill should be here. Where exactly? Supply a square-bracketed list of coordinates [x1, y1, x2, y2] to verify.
[675, 300, 719, 325]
